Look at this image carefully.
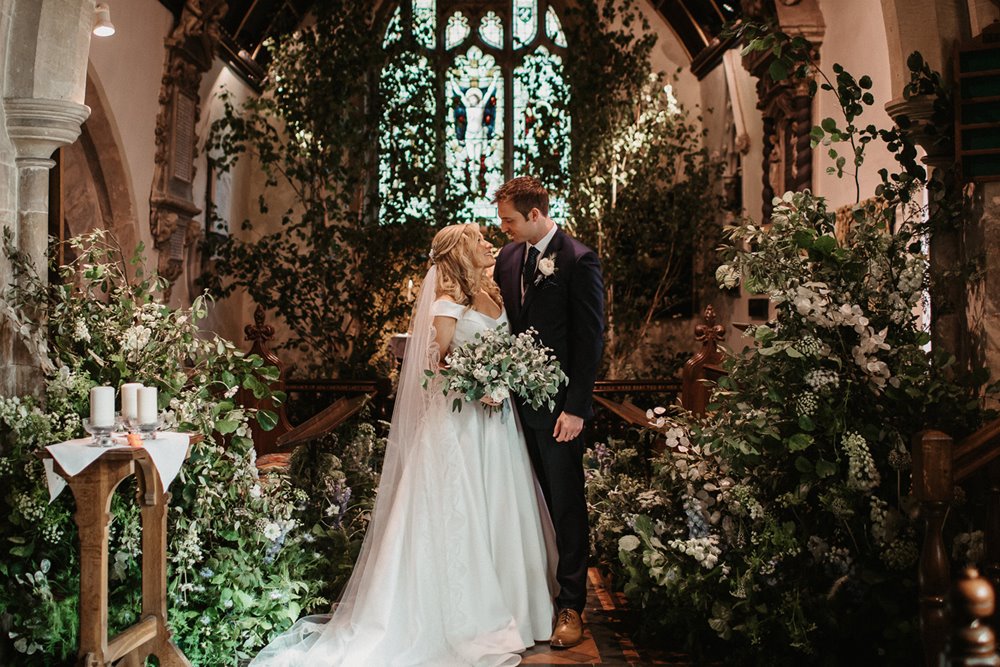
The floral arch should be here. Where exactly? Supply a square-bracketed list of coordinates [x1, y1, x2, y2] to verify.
[378, 0, 571, 224]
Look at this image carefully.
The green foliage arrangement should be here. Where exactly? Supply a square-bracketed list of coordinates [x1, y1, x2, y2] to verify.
[561, 0, 725, 378]
[584, 31, 991, 666]
[0, 231, 382, 665]
[204, 1, 451, 378]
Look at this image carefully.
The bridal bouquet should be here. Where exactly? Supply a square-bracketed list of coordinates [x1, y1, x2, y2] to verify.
[426, 325, 568, 412]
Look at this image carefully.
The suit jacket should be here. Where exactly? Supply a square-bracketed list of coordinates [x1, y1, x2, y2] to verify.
[495, 228, 605, 431]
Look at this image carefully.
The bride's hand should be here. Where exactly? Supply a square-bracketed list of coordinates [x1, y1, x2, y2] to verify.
[480, 396, 501, 407]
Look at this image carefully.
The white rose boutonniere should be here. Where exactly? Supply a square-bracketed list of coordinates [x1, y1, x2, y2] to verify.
[535, 254, 557, 284]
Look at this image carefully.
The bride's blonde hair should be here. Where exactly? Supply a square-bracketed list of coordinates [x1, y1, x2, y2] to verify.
[431, 224, 501, 307]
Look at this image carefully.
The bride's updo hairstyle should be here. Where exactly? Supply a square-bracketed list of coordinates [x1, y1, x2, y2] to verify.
[430, 224, 501, 306]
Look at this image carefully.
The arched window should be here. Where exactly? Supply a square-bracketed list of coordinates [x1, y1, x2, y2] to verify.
[379, 0, 571, 225]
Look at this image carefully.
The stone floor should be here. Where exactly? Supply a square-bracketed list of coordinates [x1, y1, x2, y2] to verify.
[520, 569, 694, 666]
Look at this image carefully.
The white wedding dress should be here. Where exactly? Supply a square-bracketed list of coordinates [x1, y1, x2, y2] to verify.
[251, 281, 556, 667]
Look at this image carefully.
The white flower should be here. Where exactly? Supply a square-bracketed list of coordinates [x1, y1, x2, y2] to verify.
[715, 264, 740, 289]
[249, 484, 262, 499]
[619, 535, 641, 552]
[488, 385, 510, 403]
[73, 319, 91, 343]
[537, 255, 556, 277]
[262, 522, 282, 540]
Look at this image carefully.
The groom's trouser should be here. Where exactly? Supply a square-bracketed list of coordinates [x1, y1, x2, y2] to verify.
[522, 426, 589, 614]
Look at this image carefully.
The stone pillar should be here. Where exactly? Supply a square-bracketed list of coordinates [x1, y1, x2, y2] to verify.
[886, 96, 965, 372]
[1, 98, 90, 396]
[0, 0, 96, 398]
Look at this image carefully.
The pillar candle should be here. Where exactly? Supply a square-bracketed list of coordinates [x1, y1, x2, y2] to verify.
[120, 382, 143, 420]
[90, 386, 115, 427]
[138, 386, 158, 425]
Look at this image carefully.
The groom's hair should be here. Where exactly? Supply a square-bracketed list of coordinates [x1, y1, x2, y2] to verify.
[491, 176, 549, 218]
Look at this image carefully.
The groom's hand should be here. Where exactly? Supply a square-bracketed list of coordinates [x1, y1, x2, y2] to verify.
[553, 412, 584, 442]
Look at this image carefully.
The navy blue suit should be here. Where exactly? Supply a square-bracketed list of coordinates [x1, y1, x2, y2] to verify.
[495, 228, 605, 613]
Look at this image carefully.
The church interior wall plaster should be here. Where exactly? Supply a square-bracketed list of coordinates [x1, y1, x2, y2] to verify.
[86, 0, 174, 279]
[812, 0, 897, 209]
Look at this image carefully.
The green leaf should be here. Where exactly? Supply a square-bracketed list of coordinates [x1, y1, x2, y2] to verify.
[788, 433, 813, 452]
[793, 230, 815, 248]
[9, 542, 34, 558]
[768, 60, 789, 82]
[815, 459, 838, 478]
[813, 235, 837, 254]
[798, 415, 815, 432]
[257, 409, 278, 432]
[821, 117, 838, 132]
[216, 419, 240, 434]
[794, 456, 813, 473]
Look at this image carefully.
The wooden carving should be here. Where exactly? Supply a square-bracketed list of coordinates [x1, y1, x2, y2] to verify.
[150, 0, 228, 296]
[681, 305, 726, 416]
[742, 0, 824, 222]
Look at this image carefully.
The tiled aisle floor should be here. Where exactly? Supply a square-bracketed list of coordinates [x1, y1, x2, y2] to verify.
[520, 569, 694, 666]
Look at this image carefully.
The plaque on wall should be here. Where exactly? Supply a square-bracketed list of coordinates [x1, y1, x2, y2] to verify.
[955, 28, 1000, 181]
[172, 91, 197, 184]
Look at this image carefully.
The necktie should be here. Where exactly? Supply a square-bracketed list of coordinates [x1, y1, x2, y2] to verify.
[523, 245, 540, 294]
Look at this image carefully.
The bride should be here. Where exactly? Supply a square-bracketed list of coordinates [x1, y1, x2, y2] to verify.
[251, 223, 556, 666]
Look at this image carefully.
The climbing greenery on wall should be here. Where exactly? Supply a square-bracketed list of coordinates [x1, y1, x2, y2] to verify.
[560, 0, 724, 378]
[207, 0, 722, 379]
[205, 0, 448, 377]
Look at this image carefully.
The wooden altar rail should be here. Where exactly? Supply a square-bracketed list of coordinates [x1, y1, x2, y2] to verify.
[240, 305, 383, 459]
[593, 305, 727, 431]
[914, 419, 1000, 665]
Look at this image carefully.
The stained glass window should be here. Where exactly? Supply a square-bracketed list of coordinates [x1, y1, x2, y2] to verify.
[512, 0, 537, 50]
[446, 12, 470, 50]
[479, 11, 503, 50]
[545, 6, 566, 48]
[413, 0, 436, 48]
[380, 1, 570, 225]
[383, 7, 402, 48]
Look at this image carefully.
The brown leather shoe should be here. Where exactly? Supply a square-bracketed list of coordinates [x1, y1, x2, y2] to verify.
[550, 608, 584, 649]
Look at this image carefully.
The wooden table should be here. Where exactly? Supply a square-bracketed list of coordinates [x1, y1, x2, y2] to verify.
[41, 435, 200, 667]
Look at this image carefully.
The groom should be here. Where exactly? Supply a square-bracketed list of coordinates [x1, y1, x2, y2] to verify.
[492, 176, 605, 649]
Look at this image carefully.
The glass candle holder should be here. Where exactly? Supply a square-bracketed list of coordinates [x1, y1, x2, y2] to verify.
[82, 418, 115, 448]
[127, 415, 163, 441]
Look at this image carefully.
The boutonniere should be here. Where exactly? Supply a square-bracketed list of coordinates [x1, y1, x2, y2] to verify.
[534, 253, 557, 285]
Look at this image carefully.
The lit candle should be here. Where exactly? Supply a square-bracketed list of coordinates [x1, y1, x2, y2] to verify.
[120, 382, 143, 420]
[137, 386, 158, 425]
[407, 278, 414, 302]
[90, 386, 115, 427]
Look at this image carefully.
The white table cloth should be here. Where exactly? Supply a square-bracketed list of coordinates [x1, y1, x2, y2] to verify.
[44, 432, 191, 503]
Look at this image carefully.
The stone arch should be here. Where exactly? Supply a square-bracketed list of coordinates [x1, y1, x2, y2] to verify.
[4, 0, 93, 103]
[55, 65, 140, 263]
[879, 0, 971, 97]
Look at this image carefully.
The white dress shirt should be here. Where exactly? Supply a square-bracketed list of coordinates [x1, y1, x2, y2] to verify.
[522, 223, 558, 295]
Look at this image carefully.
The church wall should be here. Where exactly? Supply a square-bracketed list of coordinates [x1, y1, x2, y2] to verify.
[812, 0, 897, 209]
[86, 0, 173, 264]
[637, 0, 700, 113]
